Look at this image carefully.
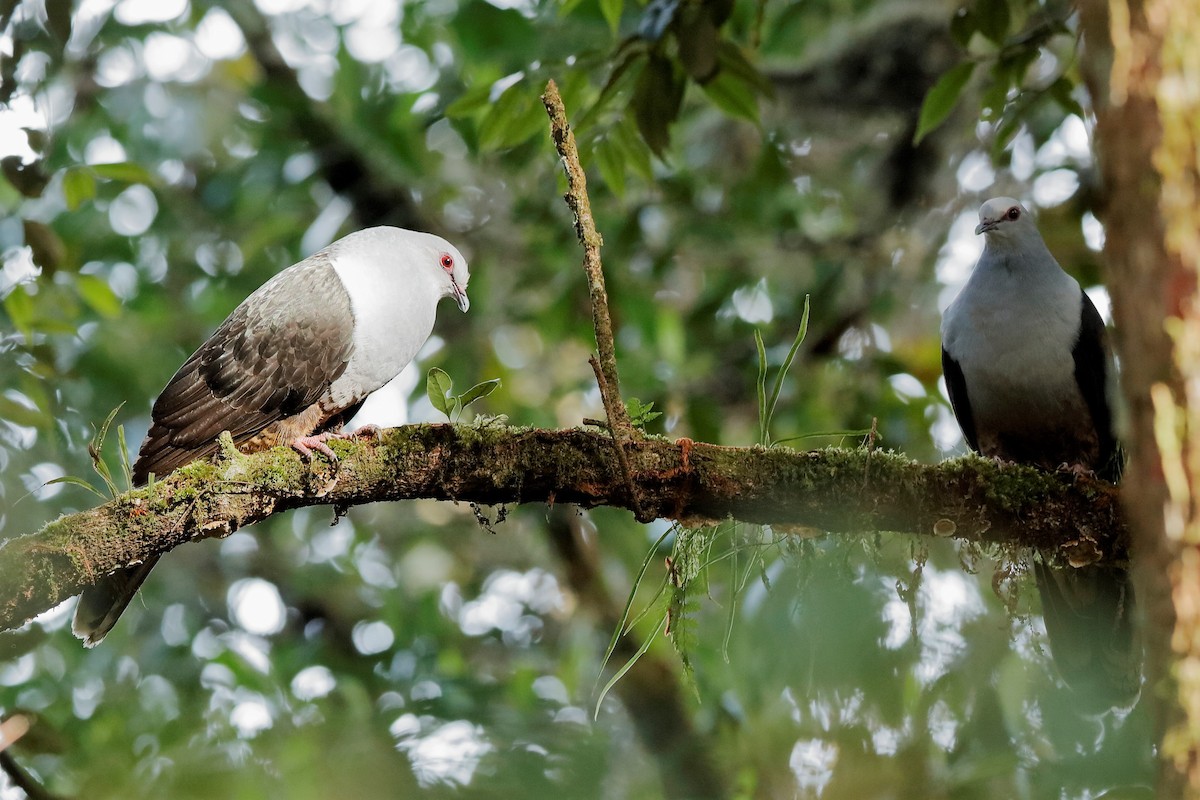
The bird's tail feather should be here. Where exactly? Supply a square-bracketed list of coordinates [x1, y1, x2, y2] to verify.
[1034, 560, 1141, 711]
[72, 557, 161, 647]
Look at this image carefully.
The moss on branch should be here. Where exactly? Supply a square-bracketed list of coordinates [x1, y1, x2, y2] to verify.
[0, 423, 1125, 632]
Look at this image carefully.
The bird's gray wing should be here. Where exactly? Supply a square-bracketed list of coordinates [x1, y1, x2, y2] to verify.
[1072, 291, 1120, 481]
[132, 251, 354, 484]
[941, 347, 979, 452]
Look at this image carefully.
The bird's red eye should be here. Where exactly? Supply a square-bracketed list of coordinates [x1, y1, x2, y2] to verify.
[440, 254, 454, 271]
[1006, 207, 1020, 220]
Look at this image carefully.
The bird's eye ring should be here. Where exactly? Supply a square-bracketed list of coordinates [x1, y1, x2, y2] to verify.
[1006, 207, 1020, 220]
[440, 254, 454, 271]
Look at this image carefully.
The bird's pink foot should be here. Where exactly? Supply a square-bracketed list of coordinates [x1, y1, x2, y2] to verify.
[350, 424, 383, 441]
[1057, 462, 1096, 480]
[291, 432, 344, 461]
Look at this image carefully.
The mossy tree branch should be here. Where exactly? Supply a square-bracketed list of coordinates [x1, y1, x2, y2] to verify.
[0, 423, 1125, 633]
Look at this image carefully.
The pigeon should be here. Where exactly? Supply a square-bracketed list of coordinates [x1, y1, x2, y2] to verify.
[73, 226, 470, 646]
[940, 197, 1138, 709]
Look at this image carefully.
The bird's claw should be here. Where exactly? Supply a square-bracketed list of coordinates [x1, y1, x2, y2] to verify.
[350, 424, 383, 441]
[1057, 462, 1096, 480]
[291, 432, 341, 462]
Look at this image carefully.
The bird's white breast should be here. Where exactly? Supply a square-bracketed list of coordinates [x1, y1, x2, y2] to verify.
[325, 250, 438, 408]
[942, 259, 1086, 432]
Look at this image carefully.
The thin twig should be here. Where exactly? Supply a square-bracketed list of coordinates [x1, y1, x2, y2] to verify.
[591, 356, 644, 520]
[540, 79, 635, 441]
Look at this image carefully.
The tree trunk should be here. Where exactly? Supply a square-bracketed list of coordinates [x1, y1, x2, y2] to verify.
[1080, 0, 1200, 793]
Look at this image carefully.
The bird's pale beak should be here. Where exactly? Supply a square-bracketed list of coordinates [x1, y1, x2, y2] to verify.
[975, 220, 995, 235]
[451, 279, 469, 312]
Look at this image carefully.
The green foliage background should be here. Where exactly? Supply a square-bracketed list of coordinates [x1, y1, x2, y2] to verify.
[0, 0, 1153, 796]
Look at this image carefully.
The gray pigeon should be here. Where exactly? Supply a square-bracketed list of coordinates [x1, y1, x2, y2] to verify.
[73, 227, 470, 646]
[941, 197, 1138, 709]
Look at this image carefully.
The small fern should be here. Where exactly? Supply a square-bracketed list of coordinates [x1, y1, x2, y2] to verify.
[44, 403, 133, 500]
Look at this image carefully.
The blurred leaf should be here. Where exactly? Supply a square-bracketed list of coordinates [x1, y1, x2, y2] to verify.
[975, 0, 1010, 44]
[76, 274, 122, 318]
[632, 54, 685, 155]
[62, 166, 96, 210]
[2, 285, 34, 340]
[426, 367, 454, 419]
[89, 161, 155, 184]
[0, 395, 48, 428]
[1048, 76, 1085, 118]
[580, 39, 650, 128]
[610, 117, 654, 181]
[950, 7, 976, 47]
[701, 70, 759, 123]
[451, 0, 538, 64]
[914, 61, 975, 144]
[478, 81, 545, 151]
[2, 155, 50, 198]
[677, 8, 718, 82]
[0, 0, 19, 31]
[44, 0, 72, 43]
[599, 0, 622, 37]
[715, 41, 774, 96]
[593, 133, 626, 196]
[22, 220, 65, 274]
[445, 83, 494, 119]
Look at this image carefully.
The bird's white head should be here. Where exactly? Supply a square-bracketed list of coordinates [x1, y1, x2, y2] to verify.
[974, 197, 1035, 240]
[335, 227, 470, 313]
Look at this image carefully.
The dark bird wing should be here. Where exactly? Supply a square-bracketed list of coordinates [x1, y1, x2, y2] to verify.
[941, 346, 979, 452]
[1072, 291, 1120, 481]
[132, 250, 355, 483]
[74, 251, 355, 646]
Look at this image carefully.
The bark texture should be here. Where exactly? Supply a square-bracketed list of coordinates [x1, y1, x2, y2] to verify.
[1081, 0, 1200, 793]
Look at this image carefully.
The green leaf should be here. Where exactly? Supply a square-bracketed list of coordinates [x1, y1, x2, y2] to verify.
[89, 161, 155, 184]
[715, 41, 774, 97]
[2, 285, 34, 340]
[764, 295, 810, 439]
[632, 55, 685, 156]
[22, 220, 65, 274]
[76, 274, 122, 318]
[1047, 76, 1085, 119]
[580, 40, 649, 129]
[701, 70, 760, 123]
[43, 475, 108, 501]
[458, 378, 501, 409]
[914, 61, 975, 145]
[950, 7, 976, 47]
[626, 397, 662, 429]
[478, 81, 544, 151]
[754, 329, 767, 445]
[975, 0, 1010, 44]
[62, 167, 96, 210]
[599, 0, 622, 36]
[593, 134, 626, 197]
[445, 83, 494, 119]
[677, 9, 718, 81]
[0, 395, 47, 428]
[610, 117, 655, 182]
[426, 367, 454, 419]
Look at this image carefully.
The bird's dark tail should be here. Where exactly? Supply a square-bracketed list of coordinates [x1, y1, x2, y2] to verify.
[1034, 560, 1141, 711]
[71, 556, 161, 647]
